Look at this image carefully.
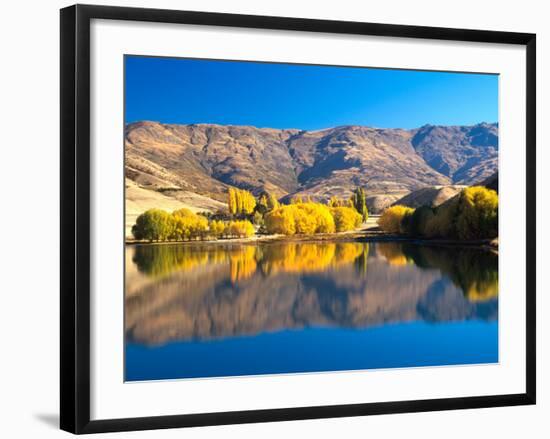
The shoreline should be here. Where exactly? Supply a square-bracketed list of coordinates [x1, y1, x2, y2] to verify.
[125, 230, 498, 252]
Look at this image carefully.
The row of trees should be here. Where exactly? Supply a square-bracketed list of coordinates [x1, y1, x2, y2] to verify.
[208, 219, 255, 239]
[228, 188, 257, 215]
[132, 186, 369, 241]
[227, 186, 368, 227]
[377, 186, 498, 240]
[264, 203, 362, 235]
[325, 188, 368, 222]
[132, 208, 254, 242]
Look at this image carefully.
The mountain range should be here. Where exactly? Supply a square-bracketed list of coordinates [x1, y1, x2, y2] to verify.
[125, 121, 498, 228]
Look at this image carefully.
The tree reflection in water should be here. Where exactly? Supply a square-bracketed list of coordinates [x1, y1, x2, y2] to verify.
[126, 241, 497, 345]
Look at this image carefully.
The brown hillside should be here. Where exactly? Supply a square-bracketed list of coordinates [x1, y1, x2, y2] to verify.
[392, 185, 467, 209]
[411, 122, 498, 184]
[124, 121, 498, 230]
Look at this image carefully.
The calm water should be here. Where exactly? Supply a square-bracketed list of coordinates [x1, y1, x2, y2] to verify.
[125, 241, 498, 381]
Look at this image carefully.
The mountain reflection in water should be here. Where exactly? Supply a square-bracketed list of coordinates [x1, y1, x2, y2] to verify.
[125, 242, 498, 346]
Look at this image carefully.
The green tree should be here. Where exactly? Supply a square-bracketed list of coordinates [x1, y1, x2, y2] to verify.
[256, 191, 279, 217]
[350, 187, 369, 222]
[253, 211, 264, 226]
[401, 205, 435, 236]
[267, 193, 279, 211]
[424, 197, 459, 238]
[257, 193, 269, 215]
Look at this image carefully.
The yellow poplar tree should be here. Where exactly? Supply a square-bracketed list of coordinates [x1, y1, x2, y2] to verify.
[229, 188, 256, 215]
[228, 188, 237, 215]
[330, 207, 362, 232]
[378, 205, 415, 234]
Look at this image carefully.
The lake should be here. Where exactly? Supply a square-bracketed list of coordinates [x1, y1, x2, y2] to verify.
[125, 241, 498, 381]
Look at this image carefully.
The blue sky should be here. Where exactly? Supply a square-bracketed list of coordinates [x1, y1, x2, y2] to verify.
[125, 56, 498, 130]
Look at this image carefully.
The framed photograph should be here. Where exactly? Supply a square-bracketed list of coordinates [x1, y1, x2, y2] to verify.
[60, 4, 536, 434]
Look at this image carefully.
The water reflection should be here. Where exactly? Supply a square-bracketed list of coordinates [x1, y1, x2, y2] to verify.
[125, 241, 498, 345]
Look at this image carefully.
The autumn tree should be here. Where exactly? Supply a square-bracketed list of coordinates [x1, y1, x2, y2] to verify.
[399, 186, 498, 240]
[330, 206, 362, 232]
[455, 186, 498, 240]
[376, 186, 498, 240]
[264, 203, 337, 235]
[228, 188, 238, 215]
[294, 208, 318, 234]
[227, 220, 255, 238]
[378, 205, 415, 234]
[265, 206, 296, 235]
[328, 196, 343, 207]
[172, 208, 195, 218]
[132, 209, 175, 242]
[301, 203, 336, 233]
[228, 187, 256, 215]
[171, 208, 208, 240]
[209, 220, 226, 239]
[241, 189, 257, 214]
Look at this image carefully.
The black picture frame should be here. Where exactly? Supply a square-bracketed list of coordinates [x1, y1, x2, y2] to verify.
[60, 4, 536, 434]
